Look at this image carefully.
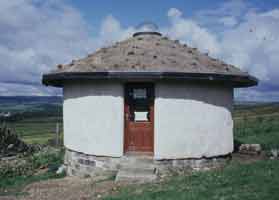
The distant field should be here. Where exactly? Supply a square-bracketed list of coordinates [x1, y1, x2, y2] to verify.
[7, 116, 62, 144]
[234, 103, 279, 118]
[234, 103, 279, 150]
[0, 96, 62, 144]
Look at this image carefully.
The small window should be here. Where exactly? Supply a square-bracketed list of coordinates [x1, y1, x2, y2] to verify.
[134, 111, 149, 121]
[133, 88, 147, 99]
[131, 88, 149, 122]
[126, 84, 154, 122]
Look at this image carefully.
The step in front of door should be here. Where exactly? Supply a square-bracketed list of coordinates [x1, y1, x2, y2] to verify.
[115, 167, 158, 183]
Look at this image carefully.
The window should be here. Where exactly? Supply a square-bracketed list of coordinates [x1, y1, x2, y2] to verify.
[133, 88, 147, 99]
[130, 88, 150, 122]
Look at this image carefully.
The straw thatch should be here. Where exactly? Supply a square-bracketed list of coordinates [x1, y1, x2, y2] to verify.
[51, 33, 245, 75]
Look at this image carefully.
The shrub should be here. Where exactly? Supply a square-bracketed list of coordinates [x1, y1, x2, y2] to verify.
[29, 147, 64, 172]
[0, 159, 33, 178]
[0, 147, 64, 179]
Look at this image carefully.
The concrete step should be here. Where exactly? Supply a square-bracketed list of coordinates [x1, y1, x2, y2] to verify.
[120, 155, 154, 163]
[120, 156, 155, 168]
[119, 162, 156, 171]
[115, 167, 158, 183]
[119, 166, 157, 173]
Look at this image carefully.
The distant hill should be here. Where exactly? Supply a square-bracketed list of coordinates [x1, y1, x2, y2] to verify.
[0, 96, 278, 115]
[0, 96, 62, 105]
[0, 96, 62, 113]
[234, 101, 279, 105]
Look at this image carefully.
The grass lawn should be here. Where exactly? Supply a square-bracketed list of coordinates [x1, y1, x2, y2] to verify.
[105, 160, 279, 200]
[234, 105, 279, 150]
[6, 116, 62, 144]
[0, 98, 62, 145]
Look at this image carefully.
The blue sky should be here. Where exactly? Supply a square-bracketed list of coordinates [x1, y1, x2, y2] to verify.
[69, 0, 278, 26]
[69, 0, 223, 28]
[1, 0, 279, 101]
[69, 0, 279, 29]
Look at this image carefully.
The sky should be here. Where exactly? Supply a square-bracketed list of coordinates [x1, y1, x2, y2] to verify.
[1, 0, 279, 101]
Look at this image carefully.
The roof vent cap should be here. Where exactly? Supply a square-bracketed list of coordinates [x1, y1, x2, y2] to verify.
[133, 21, 162, 37]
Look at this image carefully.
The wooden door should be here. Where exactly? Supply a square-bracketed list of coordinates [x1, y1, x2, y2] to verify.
[124, 83, 154, 153]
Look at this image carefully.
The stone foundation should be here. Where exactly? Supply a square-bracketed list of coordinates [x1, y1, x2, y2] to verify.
[64, 148, 120, 178]
[64, 148, 231, 178]
[154, 156, 230, 177]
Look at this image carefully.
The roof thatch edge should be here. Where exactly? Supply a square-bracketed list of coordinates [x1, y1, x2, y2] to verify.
[42, 71, 258, 88]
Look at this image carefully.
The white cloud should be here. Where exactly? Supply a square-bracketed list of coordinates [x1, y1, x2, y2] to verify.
[0, 82, 61, 96]
[219, 16, 238, 27]
[219, 8, 279, 84]
[195, 0, 249, 28]
[167, 8, 182, 19]
[96, 15, 135, 46]
[0, 0, 94, 95]
[0, 0, 137, 96]
[164, 8, 220, 56]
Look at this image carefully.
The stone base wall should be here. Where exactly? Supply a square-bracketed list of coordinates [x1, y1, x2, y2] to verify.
[64, 148, 231, 178]
[154, 156, 230, 176]
[64, 149, 120, 178]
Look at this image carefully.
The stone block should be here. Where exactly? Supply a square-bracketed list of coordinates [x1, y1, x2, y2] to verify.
[239, 144, 262, 155]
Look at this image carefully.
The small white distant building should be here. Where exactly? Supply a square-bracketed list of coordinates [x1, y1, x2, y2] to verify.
[43, 30, 257, 176]
[0, 112, 11, 118]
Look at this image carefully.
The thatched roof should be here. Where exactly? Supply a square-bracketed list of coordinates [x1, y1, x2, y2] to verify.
[42, 32, 258, 87]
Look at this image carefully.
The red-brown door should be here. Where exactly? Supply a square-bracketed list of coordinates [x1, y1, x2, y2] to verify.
[124, 83, 154, 153]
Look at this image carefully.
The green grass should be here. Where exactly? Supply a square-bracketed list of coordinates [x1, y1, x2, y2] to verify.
[104, 160, 279, 200]
[0, 98, 62, 145]
[234, 106, 279, 150]
[5, 116, 62, 144]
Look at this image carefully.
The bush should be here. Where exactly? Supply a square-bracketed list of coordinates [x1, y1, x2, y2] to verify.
[0, 147, 64, 179]
[29, 147, 64, 171]
[0, 159, 33, 178]
[0, 126, 34, 156]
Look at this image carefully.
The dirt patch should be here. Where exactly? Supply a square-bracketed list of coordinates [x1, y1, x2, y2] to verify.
[1, 177, 125, 200]
[232, 152, 268, 164]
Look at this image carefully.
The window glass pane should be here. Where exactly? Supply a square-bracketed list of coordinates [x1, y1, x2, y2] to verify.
[133, 88, 147, 99]
[134, 111, 148, 121]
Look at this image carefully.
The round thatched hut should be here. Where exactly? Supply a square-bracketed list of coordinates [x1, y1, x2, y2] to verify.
[43, 31, 257, 177]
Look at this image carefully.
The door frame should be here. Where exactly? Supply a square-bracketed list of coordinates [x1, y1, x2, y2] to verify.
[123, 82, 155, 154]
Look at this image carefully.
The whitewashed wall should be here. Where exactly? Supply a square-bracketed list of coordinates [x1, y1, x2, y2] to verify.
[154, 82, 234, 159]
[63, 81, 124, 157]
[63, 81, 233, 159]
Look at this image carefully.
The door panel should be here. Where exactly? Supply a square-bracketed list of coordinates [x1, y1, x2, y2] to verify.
[124, 83, 154, 153]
